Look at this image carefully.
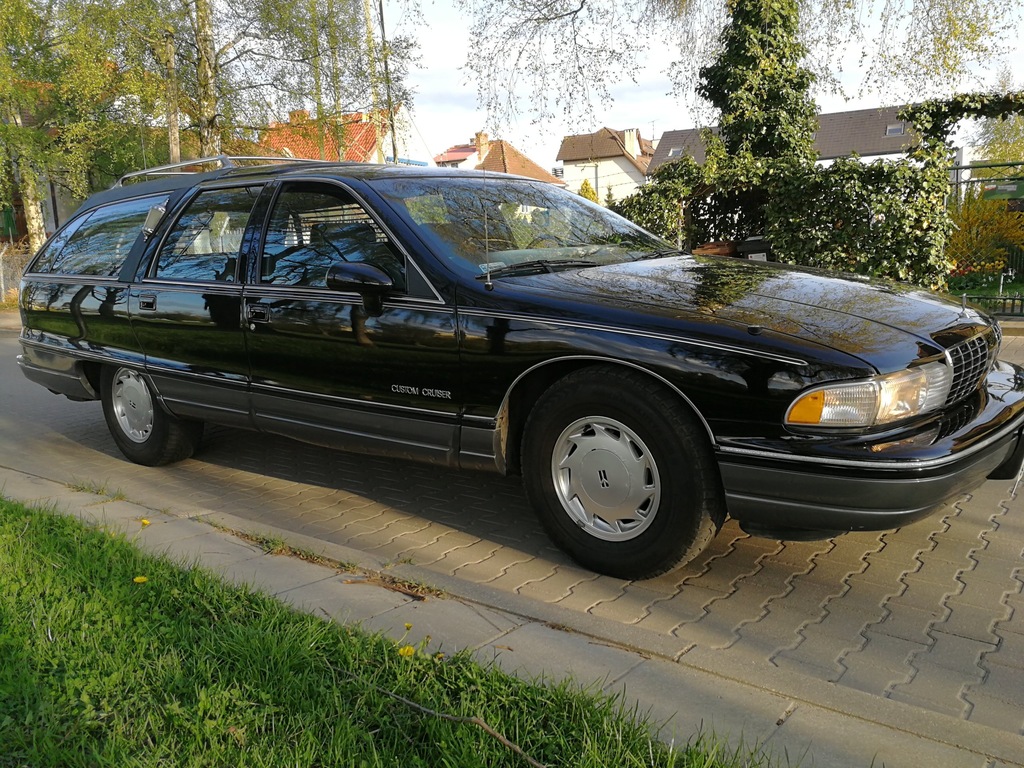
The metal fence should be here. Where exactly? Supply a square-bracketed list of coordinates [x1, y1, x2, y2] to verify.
[0, 242, 30, 305]
[947, 162, 1024, 314]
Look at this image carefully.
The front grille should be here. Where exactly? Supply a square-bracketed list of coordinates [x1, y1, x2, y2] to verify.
[937, 394, 979, 439]
[945, 331, 994, 405]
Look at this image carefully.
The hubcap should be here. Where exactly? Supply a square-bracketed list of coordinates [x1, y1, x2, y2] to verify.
[551, 416, 661, 541]
[112, 369, 154, 443]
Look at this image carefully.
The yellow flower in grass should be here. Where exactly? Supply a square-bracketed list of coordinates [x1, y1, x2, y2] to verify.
[140, 519, 151, 527]
[133, 576, 148, 584]
[404, 623, 413, 631]
[398, 644, 416, 658]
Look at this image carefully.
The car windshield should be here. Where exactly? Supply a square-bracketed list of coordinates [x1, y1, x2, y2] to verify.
[372, 176, 673, 277]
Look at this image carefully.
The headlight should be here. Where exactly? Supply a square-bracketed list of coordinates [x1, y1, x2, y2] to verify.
[786, 362, 952, 428]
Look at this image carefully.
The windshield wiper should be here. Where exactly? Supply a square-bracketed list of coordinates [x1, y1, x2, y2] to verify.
[476, 259, 599, 279]
[634, 248, 684, 260]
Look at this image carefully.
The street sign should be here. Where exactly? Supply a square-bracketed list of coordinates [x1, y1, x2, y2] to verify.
[982, 181, 1024, 200]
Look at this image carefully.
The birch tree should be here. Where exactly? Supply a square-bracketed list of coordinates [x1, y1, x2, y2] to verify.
[1, 0, 156, 249]
[456, 0, 1018, 129]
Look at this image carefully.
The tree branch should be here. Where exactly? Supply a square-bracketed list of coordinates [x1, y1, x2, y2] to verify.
[527, 0, 585, 23]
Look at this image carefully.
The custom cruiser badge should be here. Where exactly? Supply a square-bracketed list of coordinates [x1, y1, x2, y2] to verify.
[391, 384, 452, 400]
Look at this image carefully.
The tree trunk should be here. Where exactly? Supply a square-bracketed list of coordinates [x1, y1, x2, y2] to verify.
[376, 0, 399, 164]
[308, 0, 327, 160]
[362, 0, 384, 163]
[165, 29, 181, 163]
[326, 0, 347, 161]
[15, 156, 46, 254]
[193, 0, 220, 156]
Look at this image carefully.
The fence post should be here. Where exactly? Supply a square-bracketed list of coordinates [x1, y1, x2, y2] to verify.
[0, 243, 8, 299]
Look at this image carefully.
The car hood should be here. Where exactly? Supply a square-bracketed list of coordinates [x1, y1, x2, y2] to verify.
[506, 255, 988, 370]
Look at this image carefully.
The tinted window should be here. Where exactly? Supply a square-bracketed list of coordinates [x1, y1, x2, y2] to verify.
[154, 186, 260, 282]
[30, 195, 168, 276]
[261, 182, 406, 290]
[374, 177, 666, 277]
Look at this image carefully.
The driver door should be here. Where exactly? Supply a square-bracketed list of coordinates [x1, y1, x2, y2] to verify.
[243, 180, 461, 465]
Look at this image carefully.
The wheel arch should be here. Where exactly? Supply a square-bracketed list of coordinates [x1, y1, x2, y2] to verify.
[497, 356, 716, 476]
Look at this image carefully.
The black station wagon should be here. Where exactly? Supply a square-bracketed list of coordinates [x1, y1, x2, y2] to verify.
[18, 156, 1024, 578]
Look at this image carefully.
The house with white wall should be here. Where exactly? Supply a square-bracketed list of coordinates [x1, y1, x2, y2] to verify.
[554, 128, 654, 204]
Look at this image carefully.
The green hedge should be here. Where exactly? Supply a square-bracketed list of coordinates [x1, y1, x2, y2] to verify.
[614, 153, 954, 287]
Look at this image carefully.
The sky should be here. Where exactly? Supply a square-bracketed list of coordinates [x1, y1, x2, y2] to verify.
[394, 1, 1024, 169]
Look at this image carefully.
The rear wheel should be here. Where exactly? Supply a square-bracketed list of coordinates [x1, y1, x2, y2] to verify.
[521, 366, 724, 579]
[101, 366, 202, 466]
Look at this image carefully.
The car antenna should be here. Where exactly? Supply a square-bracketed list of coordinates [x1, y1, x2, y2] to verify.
[483, 168, 494, 291]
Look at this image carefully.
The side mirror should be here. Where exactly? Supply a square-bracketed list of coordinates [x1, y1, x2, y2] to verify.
[326, 262, 393, 317]
[141, 204, 166, 239]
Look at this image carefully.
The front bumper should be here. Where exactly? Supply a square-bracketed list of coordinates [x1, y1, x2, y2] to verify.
[718, 361, 1024, 532]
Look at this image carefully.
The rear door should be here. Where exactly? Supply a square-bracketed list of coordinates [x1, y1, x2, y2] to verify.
[129, 184, 262, 426]
[243, 180, 462, 465]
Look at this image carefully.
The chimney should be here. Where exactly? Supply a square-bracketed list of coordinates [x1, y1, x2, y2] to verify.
[475, 131, 490, 159]
[623, 128, 640, 158]
[289, 109, 310, 125]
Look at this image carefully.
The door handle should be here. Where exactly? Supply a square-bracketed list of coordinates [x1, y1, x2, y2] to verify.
[247, 304, 270, 322]
[139, 294, 157, 311]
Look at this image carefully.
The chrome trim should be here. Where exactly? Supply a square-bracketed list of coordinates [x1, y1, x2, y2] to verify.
[459, 308, 808, 367]
[243, 284, 449, 309]
[719, 413, 1024, 471]
[462, 414, 496, 425]
[497, 354, 718, 445]
[138, 280, 244, 293]
[19, 337, 123, 366]
[248, 380, 456, 418]
[21, 274, 122, 286]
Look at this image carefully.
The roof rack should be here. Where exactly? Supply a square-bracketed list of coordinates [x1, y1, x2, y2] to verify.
[113, 154, 323, 187]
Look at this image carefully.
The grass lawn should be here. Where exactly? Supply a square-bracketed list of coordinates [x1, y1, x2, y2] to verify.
[0, 499, 759, 768]
[958, 280, 1024, 297]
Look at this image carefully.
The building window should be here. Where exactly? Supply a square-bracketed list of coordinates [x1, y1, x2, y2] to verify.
[667, 147, 683, 158]
[885, 123, 905, 137]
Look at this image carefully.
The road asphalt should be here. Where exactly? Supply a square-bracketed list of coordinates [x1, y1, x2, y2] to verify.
[1, 307, 1022, 767]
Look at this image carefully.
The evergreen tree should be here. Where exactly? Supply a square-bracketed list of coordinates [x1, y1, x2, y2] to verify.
[578, 178, 598, 202]
[697, 0, 817, 162]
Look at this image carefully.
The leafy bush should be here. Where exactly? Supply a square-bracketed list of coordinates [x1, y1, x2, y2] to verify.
[766, 157, 954, 286]
[611, 157, 703, 244]
[614, 153, 954, 287]
[946, 185, 1024, 292]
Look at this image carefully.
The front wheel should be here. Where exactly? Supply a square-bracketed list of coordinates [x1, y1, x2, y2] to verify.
[521, 367, 725, 579]
[101, 366, 203, 466]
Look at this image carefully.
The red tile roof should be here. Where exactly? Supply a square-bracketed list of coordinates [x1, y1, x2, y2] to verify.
[260, 110, 388, 162]
[476, 141, 562, 183]
[434, 143, 476, 165]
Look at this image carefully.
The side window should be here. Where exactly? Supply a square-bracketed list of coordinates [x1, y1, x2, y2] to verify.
[29, 194, 169, 276]
[153, 186, 260, 282]
[261, 182, 406, 291]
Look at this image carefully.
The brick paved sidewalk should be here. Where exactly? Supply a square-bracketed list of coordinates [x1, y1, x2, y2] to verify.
[2, 312, 1024, 765]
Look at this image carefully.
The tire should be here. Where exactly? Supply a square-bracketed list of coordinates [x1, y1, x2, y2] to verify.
[101, 366, 203, 466]
[521, 366, 725, 580]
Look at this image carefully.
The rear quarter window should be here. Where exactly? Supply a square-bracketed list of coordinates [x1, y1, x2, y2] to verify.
[28, 194, 169, 276]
